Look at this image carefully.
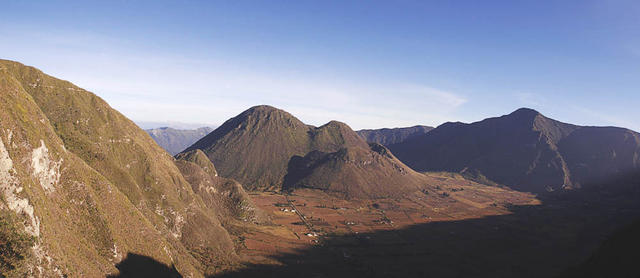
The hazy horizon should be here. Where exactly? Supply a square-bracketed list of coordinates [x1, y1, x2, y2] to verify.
[133, 105, 639, 132]
[2, 1, 638, 131]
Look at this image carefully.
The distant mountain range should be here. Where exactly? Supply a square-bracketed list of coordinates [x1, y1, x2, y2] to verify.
[136, 121, 215, 130]
[356, 125, 433, 145]
[389, 108, 640, 193]
[181, 106, 640, 195]
[146, 127, 213, 155]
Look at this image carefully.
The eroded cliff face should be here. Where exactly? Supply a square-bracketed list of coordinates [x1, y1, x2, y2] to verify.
[0, 59, 238, 277]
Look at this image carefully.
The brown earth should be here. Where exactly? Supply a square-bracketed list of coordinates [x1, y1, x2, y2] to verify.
[215, 173, 640, 277]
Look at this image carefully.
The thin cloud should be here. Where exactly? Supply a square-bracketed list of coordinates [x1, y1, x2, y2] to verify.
[516, 92, 545, 107]
[571, 106, 639, 131]
[1, 27, 470, 130]
[417, 86, 468, 108]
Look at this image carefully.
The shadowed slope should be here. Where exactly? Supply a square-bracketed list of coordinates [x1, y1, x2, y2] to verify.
[390, 108, 640, 193]
[560, 171, 640, 278]
[184, 106, 368, 191]
[561, 219, 640, 278]
[107, 253, 182, 278]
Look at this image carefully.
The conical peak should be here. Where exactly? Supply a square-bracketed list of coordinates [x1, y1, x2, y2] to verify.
[242, 105, 292, 118]
[246, 105, 281, 113]
[236, 105, 305, 128]
[508, 108, 542, 120]
[319, 120, 354, 132]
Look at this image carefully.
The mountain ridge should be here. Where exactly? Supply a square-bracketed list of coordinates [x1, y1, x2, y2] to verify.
[356, 125, 434, 146]
[389, 108, 640, 193]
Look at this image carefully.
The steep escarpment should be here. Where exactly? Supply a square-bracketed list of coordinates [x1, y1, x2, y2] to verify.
[390, 108, 640, 193]
[0, 59, 237, 277]
[184, 105, 369, 190]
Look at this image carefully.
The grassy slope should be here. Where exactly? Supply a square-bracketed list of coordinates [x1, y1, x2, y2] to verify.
[0, 64, 177, 276]
[175, 150, 267, 225]
[283, 143, 432, 199]
[0, 60, 236, 277]
[185, 106, 369, 191]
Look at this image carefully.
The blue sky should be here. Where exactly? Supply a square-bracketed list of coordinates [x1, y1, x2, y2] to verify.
[1, 1, 639, 131]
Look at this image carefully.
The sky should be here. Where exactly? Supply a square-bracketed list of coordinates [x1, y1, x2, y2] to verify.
[1, 0, 639, 131]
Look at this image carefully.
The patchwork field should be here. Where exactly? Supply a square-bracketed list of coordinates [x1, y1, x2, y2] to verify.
[229, 175, 543, 273]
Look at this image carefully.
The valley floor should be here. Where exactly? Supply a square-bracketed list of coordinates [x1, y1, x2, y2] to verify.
[240, 185, 536, 260]
[218, 183, 640, 278]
